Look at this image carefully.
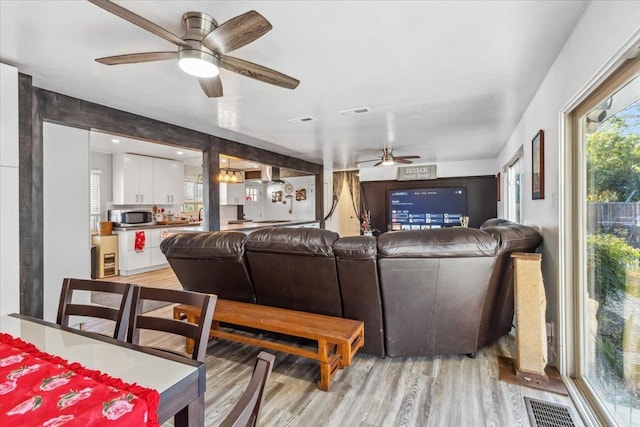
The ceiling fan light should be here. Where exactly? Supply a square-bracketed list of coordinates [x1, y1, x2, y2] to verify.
[381, 159, 395, 166]
[178, 49, 219, 78]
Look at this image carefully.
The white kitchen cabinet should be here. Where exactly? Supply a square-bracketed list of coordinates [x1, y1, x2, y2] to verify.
[112, 153, 154, 204]
[117, 227, 171, 275]
[220, 182, 245, 205]
[113, 154, 183, 205]
[153, 158, 183, 205]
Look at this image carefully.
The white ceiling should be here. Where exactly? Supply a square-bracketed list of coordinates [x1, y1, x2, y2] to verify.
[1, 1, 588, 170]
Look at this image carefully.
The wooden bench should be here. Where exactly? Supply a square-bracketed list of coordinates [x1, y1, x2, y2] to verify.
[173, 300, 364, 391]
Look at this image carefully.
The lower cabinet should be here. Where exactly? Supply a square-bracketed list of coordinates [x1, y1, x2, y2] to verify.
[116, 228, 170, 276]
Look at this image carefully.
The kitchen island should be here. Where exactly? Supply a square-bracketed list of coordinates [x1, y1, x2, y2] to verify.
[114, 220, 320, 276]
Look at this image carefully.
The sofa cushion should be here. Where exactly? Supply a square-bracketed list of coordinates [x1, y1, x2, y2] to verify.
[334, 235, 385, 356]
[378, 228, 497, 258]
[246, 227, 339, 257]
[333, 235, 377, 259]
[246, 227, 343, 317]
[160, 231, 247, 260]
[160, 231, 255, 302]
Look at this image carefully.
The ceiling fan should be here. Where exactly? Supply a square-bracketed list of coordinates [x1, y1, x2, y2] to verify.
[88, 0, 300, 97]
[358, 147, 420, 167]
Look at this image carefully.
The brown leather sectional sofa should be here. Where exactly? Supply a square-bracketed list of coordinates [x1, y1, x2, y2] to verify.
[160, 218, 541, 358]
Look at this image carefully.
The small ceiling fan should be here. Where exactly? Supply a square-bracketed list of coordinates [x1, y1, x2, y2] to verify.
[358, 147, 420, 167]
[88, 0, 299, 97]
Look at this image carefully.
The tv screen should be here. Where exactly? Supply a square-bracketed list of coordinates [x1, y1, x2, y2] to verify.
[389, 187, 467, 230]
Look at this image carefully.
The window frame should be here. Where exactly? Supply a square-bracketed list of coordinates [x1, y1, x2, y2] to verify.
[503, 146, 524, 223]
[563, 54, 640, 426]
[90, 169, 101, 230]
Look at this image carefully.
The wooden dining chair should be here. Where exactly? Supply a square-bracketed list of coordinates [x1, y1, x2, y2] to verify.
[57, 278, 135, 340]
[220, 351, 276, 427]
[127, 287, 216, 362]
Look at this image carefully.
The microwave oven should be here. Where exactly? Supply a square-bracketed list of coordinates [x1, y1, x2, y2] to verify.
[108, 210, 154, 226]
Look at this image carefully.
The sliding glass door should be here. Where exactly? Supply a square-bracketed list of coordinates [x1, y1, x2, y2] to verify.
[573, 58, 640, 426]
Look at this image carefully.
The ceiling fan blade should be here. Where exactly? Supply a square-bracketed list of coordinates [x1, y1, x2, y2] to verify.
[201, 10, 272, 54]
[96, 51, 178, 65]
[88, 0, 189, 48]
[220, 55, 299, 89]
[394, 155, 420, 160]
[395, 159, 413, 164]
[199, 76, 224, 98]
[372, 161, 383, 167]
[357, 158, 381, 163]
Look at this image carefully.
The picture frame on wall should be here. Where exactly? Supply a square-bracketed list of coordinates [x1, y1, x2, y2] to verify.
[532, 129, 545, 200]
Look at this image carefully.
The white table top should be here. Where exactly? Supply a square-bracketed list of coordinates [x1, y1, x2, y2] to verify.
[0, 315, 198, 394]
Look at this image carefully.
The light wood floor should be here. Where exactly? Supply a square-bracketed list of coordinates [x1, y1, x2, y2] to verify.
[89, 268, 582, 427]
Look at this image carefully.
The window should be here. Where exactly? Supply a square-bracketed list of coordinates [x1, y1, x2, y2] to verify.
[245, 186, 258, 202]
[182, 177, 203, 213]
[90, 169, 101, 230]
[569, 56, 640, 426]
[504, 147, 523, 223]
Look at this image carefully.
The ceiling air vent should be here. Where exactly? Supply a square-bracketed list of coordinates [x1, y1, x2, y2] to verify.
[339, 107, 370, 115]
[288, 116, 315, 123]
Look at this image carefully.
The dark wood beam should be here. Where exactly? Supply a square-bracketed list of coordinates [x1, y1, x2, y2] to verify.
[214, 135, 322, 175]
[18, 73, 42, 318]
[34, 88, 208, 151]
[19, 82, 324, 320]
[203, 142, 220, 231]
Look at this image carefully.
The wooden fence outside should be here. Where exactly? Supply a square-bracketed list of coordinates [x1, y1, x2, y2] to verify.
[588, 203, 640, 230]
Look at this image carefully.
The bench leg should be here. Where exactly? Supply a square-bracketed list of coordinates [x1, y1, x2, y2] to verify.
[173, 307, 194, 354]
[339, 329, 364, 368]
[317, 340, 331, 391]
[317, 340, 342, 391]
[338, 342, 351, 369]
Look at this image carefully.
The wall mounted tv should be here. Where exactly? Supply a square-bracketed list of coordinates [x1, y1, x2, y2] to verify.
[388, 187, 467, 230]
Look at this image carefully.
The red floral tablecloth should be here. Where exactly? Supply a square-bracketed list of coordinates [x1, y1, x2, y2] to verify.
[0, 332, 159, 426]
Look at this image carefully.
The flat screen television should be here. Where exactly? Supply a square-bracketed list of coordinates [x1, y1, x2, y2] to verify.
[388, 187, 467, 230]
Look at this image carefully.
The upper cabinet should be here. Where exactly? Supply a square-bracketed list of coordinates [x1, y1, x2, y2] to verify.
[113, 153, 183, 205]
[113, 153, 153, 204]
[220, 182, 245, 205]
[153, 158, 183, 205]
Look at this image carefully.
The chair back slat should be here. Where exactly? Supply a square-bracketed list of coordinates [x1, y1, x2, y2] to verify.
[220, 351, 275, 427]
[56, 278, 135, 341]
[128, 286, 217, 362]
[135, 315, 199, 338]
[64, 304, 120, 322]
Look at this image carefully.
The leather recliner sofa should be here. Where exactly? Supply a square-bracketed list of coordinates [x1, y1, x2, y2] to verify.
[160, 219, 541, 358]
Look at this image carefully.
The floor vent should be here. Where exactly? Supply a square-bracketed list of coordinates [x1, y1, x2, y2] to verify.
[525, 397, 576, 427]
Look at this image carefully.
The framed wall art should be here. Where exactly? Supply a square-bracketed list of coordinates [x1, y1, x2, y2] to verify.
[532, 129, 545, 200]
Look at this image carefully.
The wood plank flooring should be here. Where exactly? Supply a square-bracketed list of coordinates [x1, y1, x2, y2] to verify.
[87, 268, 582, 427]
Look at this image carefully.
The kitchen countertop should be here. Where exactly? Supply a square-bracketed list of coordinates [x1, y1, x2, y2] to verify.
[219, 220, 319, 232]
[112, 220, 320, 233]
[113, 222, 203, 231]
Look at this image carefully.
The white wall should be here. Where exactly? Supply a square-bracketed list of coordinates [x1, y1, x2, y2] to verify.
[496, 1, 640, 363]
[261, 175, 316, 221]
[43, 123, 91, 322]
[0, 63, 20, 315]
[358, 158, 497, 181]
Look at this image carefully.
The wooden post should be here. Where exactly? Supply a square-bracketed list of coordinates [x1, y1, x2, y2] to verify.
[512, 252, 547, 382]
[498, 252, 568, 395]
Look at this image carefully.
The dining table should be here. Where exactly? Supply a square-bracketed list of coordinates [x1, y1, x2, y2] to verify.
[0, 314, 205, 426]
